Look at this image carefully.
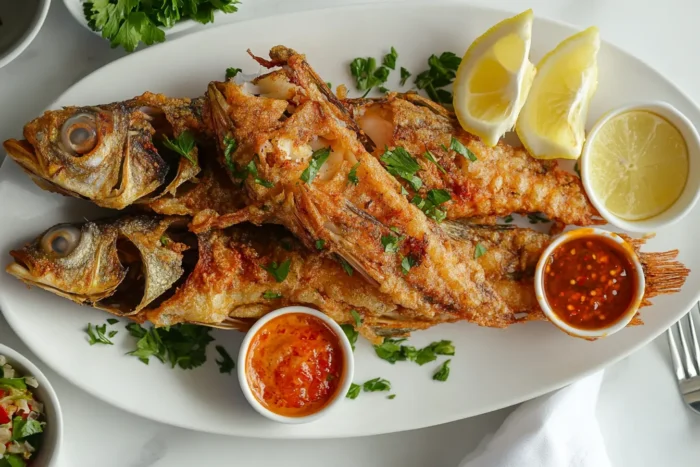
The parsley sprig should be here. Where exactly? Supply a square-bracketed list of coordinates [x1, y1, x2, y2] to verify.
[125, 323, 214, 369]
[300, 147, 332, 184]
[163, 131, 197, 166]
[411, 189, 451, 223]
[215, 345, 235, 374]
[350, 47, 399, 97]
[261, 259, 291, 283]
[415, 52, 462, 104]
[86, 323, 114, 346]
[380, 146, 423, 191]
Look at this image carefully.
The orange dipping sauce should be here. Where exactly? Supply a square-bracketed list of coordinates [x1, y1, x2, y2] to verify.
[543, 235, 638, 330]
[245, 313, 344, 417]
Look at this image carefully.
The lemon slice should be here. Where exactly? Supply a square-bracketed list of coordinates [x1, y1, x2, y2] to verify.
[453, 9, 536, 147]
[585, 110, 689, 221]
[516, 27, 600, 160]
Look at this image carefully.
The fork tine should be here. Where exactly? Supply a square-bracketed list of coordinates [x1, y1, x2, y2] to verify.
[669, 325, 686, 381]
[690, 305, 700, 370]
[678, 315, 698, 378]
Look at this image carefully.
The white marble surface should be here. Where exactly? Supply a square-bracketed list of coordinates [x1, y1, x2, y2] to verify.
[1, 0, 700, 465]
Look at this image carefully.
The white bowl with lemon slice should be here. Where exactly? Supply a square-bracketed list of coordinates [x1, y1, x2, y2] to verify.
[580, 102, 700, 232]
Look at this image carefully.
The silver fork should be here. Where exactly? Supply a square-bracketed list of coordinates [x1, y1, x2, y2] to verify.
[668, 304, 700, 414]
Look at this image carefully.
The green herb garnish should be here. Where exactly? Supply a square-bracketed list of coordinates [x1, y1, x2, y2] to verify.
[379, 86, 390, 94]
[315, 239, 326, 250]
[474, 243, 487, 259]
[423, 150, 447, 174]
[341, 324, 359, 351]
[351, 310, 363, 328]
[223, 134, 238, 173]
[82, 0, 240, 52]
[350, 57, 391, 97]
[401, 255, 417, 275]
[338, 256, 354, 276]
[400, 67, 411, 86]
[107, 318, 119, 325]
[381, 234, 402, 254]
[263, 291, 283, 300]
[261, 259, 291, 283]
[346, 383, 361, 399]
[108, 330, 118, 338]
[383, 47, 398, 70]
[433, 359, 451, 382]
[415, 52, 461, 104]
[574, 161, 581, 178]
[380, 146, 422, 191]
[245, 159, 274, 188]
[363, 377, 392, 392]
[159, 235, 169, 247]
[411, 189, 451, 223]
[374, 338, 416, 364]
[450, 137, 477, 162]
[387, 394, 396, 400]
[527, 213, 550, 224]
[503, 215, 514, 224]
[163, 131, 197, 165]
[126, 323, 214, 369]
[348, 161, 360, 185]
[215, 345, 235, 374]
[300, 147, 332, 184]
[225, 67, 242, 80]
[86, 323, 113, 346]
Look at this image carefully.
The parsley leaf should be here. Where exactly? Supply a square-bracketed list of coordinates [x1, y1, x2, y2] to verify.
[400, 67, 411, 86]
[350, 57, 391, 97]
[346, 383, 361, 399]
[341, 324, 359, 351]
[415, 52, 461, 104]
[338, 256, 354, 276]
[226, 67, 242, 80]
[315, 239, 326, 250]
[474, 243, 487, 259]
[351, 310, 362, 328]
[363, 377, 391, 392]
[450, 137, 477, 161]
[433, 359, 451, 382]
[379, 86, 390, 94]
[374, 338, 417, 364]
[261, 259, 291, 283]
[126, 323, 214, 369]
[163, 131, 197, 165]
[411, 189, 451, 223]
[381, 234, 402, 253]
[574, 161, 581, 178]
[245, 159, 274, 188]
[215, 345, 235, 374]
[380, 146, 423, 191]
[503, 215, 514, 224]
[263, 291, 283, 299]
[11, 417, 43, 441]
[223, 134, 238, 173]
[527, 213, 550, 224]
[383, 47, 398, 70]
[423, 150, 447, 174]
[401, 255, 417, 275]
[300, 147, 332, 184]
[387, 394, 396, 400]
[348, 161, 360, 185]
[86, 323, 113, 346]
[107, 318, 119, 325]
[108, 330, 118, 338]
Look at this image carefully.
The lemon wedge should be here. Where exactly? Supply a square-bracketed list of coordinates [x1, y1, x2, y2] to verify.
[584, 110, 689, 221]
[453, 9, 536, 147]
[516, 27, 600, 160]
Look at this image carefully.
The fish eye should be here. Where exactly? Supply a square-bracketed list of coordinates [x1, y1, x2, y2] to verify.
[61, 113, 98, 156]
[40, 224, 81, 257]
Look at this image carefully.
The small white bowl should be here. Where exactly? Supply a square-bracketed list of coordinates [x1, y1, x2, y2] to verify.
[534, 228, 646, 340]
[0, 344, 63, 466]
[0, 0, 51, 69]
[237, 306, 355, 424]
[580, 102, 700, 233]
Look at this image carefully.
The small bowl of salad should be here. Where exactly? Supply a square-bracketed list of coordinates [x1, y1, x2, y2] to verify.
[0, 344, 62, 466]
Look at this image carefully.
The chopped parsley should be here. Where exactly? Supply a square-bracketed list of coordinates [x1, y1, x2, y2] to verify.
[423, 150, 447, 174]
[106, 318, 119, 325]
[125, 323, 214, 369]
[163, 131, 197, 165]
[338, 256, 354, 276]
[350, 57, 391, 97]
[474, 243, 487, 259]
[351, 310, 363, 328]
[503, 215, 514, 224]
[450, 137, 477, 161]
[527, 213, 550, 224]
[415, 52, 461, 104]
[401, 255, 417, 275]
[374, 338, 455, 366]
[225, 67, 242, 80]
[574, 161, 581, 178]
[215, 345, 235, 374]
[348, 161, 360, 185]
[300, 147, 332, 184]
[315, 239, 326, 250]
[341, 324, 359, 351]
[380, 146, 422, 191]
[414, 340, 455, 366]
[326, 82, 332, 89]
[379, 86, 390, 94]
[363, 377, 392, 392]
[381, 234, 402, 254]
[108, 330, 118, 338]
[400, 67, 411, 86]
[223, 134, 238, 173]
[433, 359, 451, 382]
[387, 394, 396, 400]
[261, 259, 291, 283]
[346, 383, 361, 399]
[246, 159, 274, 188]
[86, 323, 113, 346]
[383, 47, 398, 70]
[262, 291, 283, 300]
[159, 235, 169, 247]
[411, 189, 451, 223]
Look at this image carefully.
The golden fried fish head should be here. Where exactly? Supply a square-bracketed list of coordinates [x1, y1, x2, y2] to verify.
[3, 103, 171, 210]
[6, 216, 188, 317]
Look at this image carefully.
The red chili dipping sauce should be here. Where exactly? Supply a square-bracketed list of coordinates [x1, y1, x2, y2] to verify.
[543, 235, 638, 330]
[245, 313, 344, 417]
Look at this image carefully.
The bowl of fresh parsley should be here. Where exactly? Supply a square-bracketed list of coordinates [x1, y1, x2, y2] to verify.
[63, 0, 241, 52]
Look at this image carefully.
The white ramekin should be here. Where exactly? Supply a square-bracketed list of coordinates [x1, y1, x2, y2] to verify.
[0, 0, 51, 69]
[237, 306, 355, 424]
[580, 102, 700, 233]
[534, 228, 646, 339]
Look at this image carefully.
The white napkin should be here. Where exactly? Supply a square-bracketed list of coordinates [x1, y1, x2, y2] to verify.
[460, 371, 611, 467]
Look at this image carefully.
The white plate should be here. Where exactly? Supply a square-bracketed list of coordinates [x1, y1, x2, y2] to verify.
[1, 2, 698, 438]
